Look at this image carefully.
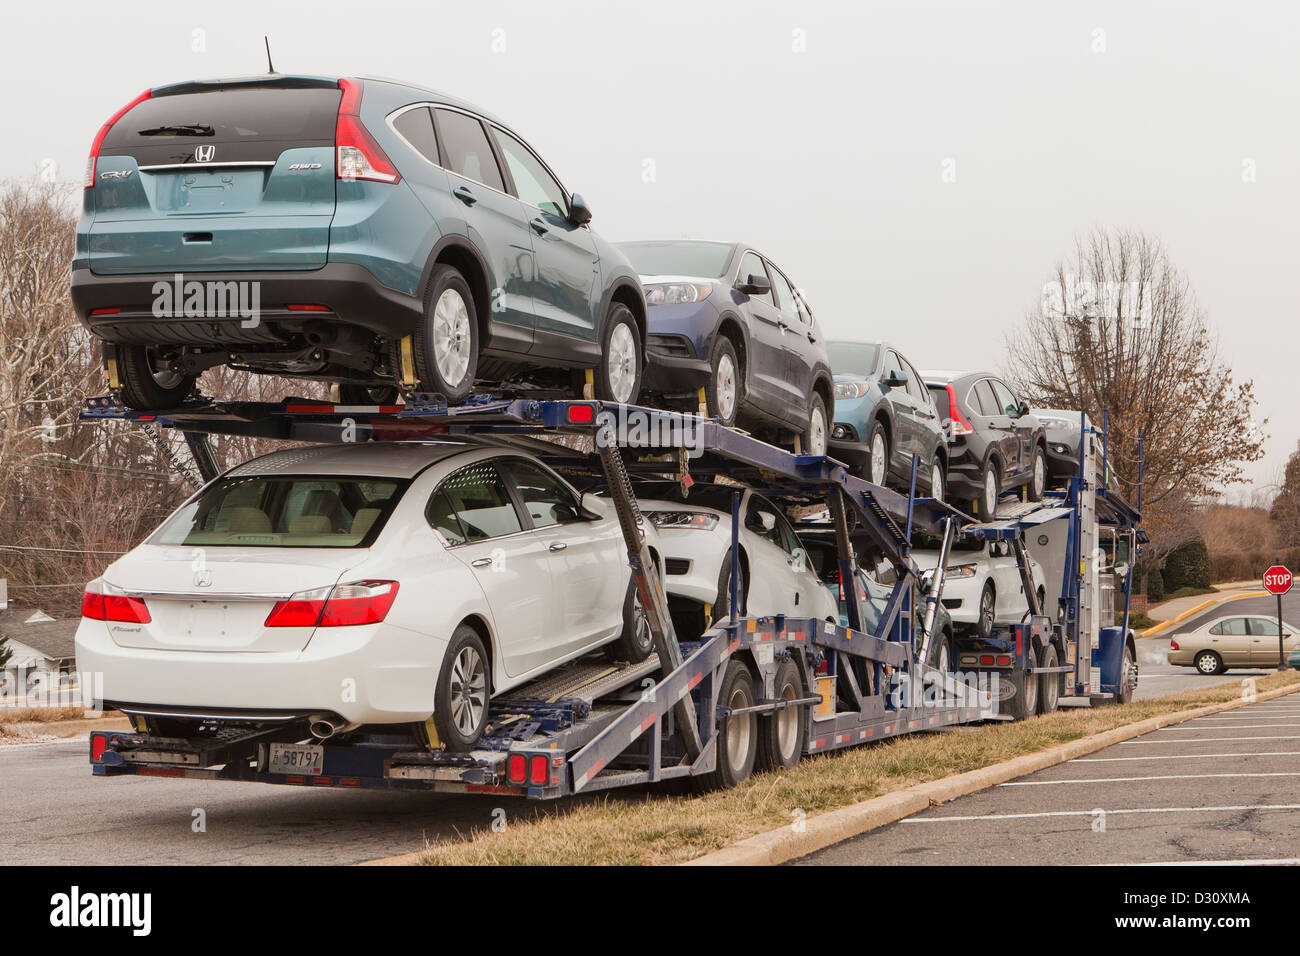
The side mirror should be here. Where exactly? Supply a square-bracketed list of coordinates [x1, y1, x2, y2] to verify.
[747, 511, 776, 533]
[568, 193, 593, 225]
[737, 273, 771, 297]
[1017, 400, 1030, 417]
[884, 371, 909, 389]
[578, 492, 607, 519]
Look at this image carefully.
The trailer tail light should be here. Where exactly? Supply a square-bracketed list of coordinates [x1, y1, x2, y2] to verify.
[81, 582, 151, 623]
[85, 88, 151, 188]
[265, 581, 400, 628]
[979, 655, 994, 666]
[566, 403, 596, 424]
[90, 733, 110, 762]
[945, 384, 974, 437]
[529, 754, 549, 786]
[336, 79, 400, 184]
[507, 753, 527, 785]
[996, 655, 1012, 667]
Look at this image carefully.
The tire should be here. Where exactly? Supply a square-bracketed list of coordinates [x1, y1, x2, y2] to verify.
[933, 631, 953, 672]
[976, 582, 996, 640]
[976, 457, 1000, 518]
[410, 265, 478, 404]
[697, 661, 758, 790]
[712, 550, 747, 623]
[704, 336, 741, 426]
[605, 575, 654, 663]
[1118, 642, 1138, 704]
[1194, 649, 1224, 676]
[865, 419, 890, 487]
[337, 383, 400, 405]
[930, 457, 946, 501]
[801, 392, 828, 456]
[757, 660, 807, 771]
[594, 303, 642, 404]
[432, 625, 490, 752]
[1037, 642, 1060, 714]
[1027, 444, 1047, 501]
[112, 344, 196, 411]
[1008, 651, 1040, 721]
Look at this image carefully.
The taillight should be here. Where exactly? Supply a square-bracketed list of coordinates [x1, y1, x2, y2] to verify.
[265, 581, 400, 627]
[336, 79, 400, 184]
[529, 755, 549, 786]
[979, 655, 994, 666]
[318, 581, 400, 626]
[85, 89, 151, 189]
[996, 655, 1012, 666]
[566, 403, 596, 424]
[91, 734, 110, 762]
[285, 304, 331, 312]
[946, 383, 974, 437]
[1170, 640, 1179, 651]
[506, 753, 551, 786]
[81, 581, 150, 623]
[507, 754, 527, 785]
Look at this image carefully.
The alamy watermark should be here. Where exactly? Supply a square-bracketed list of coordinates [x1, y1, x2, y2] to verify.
[594, 407, 705, 458]
[1040, 274, 1153, 325]
[152, 273, 261, 328]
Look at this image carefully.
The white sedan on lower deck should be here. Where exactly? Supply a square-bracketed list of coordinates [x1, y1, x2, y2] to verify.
[633, 481, 838, 626]
[910, 532, 1046, 638]
[76, 441, 658, 751]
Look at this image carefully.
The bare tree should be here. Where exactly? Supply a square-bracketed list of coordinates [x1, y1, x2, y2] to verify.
[1005, 229, 1265, 587]
[1270, 440, 1300, 545]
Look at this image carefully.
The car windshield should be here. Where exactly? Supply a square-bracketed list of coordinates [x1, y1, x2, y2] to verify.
[827, 342, 881, 377]
[632, 481, 741, 513]
[149, 475, 407, 548]
[616, 241, 733, 278]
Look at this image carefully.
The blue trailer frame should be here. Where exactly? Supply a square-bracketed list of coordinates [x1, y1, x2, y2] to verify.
[80, 392, 1133, 797]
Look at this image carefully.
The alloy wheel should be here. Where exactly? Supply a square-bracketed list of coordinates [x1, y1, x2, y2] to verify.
[607, 322, 637, 403]
[432, 288, 472, 387]
[449, 645, 487, 736]
[807, 404, 827, 456]
[715, 352, 737, 421]
[870, 431, 887, 485]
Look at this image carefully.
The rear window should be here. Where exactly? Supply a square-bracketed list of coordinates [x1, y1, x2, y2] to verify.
[929, 385, 950, 419]
[617, 241, 734, 279]
[100, 86, 341, 166]
[150, 476, 405, 549]
[827, 342, 880, 377]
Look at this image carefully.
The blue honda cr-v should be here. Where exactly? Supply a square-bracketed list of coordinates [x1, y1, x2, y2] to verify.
[71, 75, 648, 409]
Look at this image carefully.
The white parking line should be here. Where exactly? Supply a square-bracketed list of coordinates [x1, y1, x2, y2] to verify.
[1158, 724, 1300, 730]
[1095, 858, 1300, 867]
[901, 803, 1300, 823]
[1000, 772, 1300, 786]
[1075, 751, 1300, 762]
[1120, 735, 1300, 743]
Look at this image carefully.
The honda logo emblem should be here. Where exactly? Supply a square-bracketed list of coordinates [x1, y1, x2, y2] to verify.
[193, 570, 212, 588]
[194, 145, 215, 163]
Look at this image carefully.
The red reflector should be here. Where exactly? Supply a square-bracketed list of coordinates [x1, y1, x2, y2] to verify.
[979, 655, 994, 666]
[91, 734, 109, 761]
[566, 403, 596, 423]
[285, 304, 330, 312]
[529, 754, 549, 786]
[507, 754, 527, 785]
[996, 655, 1012, 666]
[90, 307, 121, 315]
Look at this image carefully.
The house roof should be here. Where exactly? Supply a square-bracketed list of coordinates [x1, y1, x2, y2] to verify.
[0, 619, 78, 662]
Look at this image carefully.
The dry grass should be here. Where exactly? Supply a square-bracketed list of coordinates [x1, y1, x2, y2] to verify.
[417, 671, 1300, 866]
[0, 705, 91, 726]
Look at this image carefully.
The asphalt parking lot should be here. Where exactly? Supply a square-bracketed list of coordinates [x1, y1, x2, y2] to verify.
[794, 691, 1300, 865]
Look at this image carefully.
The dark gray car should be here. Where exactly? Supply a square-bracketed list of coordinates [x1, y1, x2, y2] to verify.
[924, 371, 1048, 518]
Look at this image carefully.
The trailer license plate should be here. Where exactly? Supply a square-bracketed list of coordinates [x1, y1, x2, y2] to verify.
[268, 743, 324, 775]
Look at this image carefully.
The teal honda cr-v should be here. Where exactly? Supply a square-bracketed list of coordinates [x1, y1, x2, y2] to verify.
[71, 75, 648, 409]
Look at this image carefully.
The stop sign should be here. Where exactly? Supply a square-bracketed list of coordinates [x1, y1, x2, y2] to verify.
[1263, 565, 1293, 595]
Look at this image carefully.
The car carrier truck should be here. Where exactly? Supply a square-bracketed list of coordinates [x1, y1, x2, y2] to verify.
[81, 393, 1139, 798]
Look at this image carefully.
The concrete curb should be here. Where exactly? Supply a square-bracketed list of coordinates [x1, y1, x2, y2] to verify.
[1140, 590, 1268, 639]
[683, 684, 1300, 866]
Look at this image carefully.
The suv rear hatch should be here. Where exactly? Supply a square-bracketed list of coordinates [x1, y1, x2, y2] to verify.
[87, 77, 341, 274]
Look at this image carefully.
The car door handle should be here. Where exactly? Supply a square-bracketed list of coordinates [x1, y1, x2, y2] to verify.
[471, 557, 493, 568]
[530, 217, 549, 236]
[548, 541, 567, 552]
[453, 185, 478, 206]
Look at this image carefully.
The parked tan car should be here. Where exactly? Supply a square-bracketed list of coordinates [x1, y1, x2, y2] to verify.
[1168, 614, 1299, 674]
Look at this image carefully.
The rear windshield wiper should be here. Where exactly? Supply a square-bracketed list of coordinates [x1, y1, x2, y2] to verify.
[136, 124, 215, 137]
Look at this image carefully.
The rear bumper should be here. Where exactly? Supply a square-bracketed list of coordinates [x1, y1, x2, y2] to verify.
[75, 617, 445, 725]
[71, 263, 424, 347]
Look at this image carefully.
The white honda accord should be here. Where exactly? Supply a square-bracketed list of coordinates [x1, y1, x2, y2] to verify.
[634, 481, 838, 625]
[76, 442, 659, 751]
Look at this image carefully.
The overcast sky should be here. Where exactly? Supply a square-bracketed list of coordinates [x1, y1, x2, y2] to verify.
[4, 0, 1295, 493]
